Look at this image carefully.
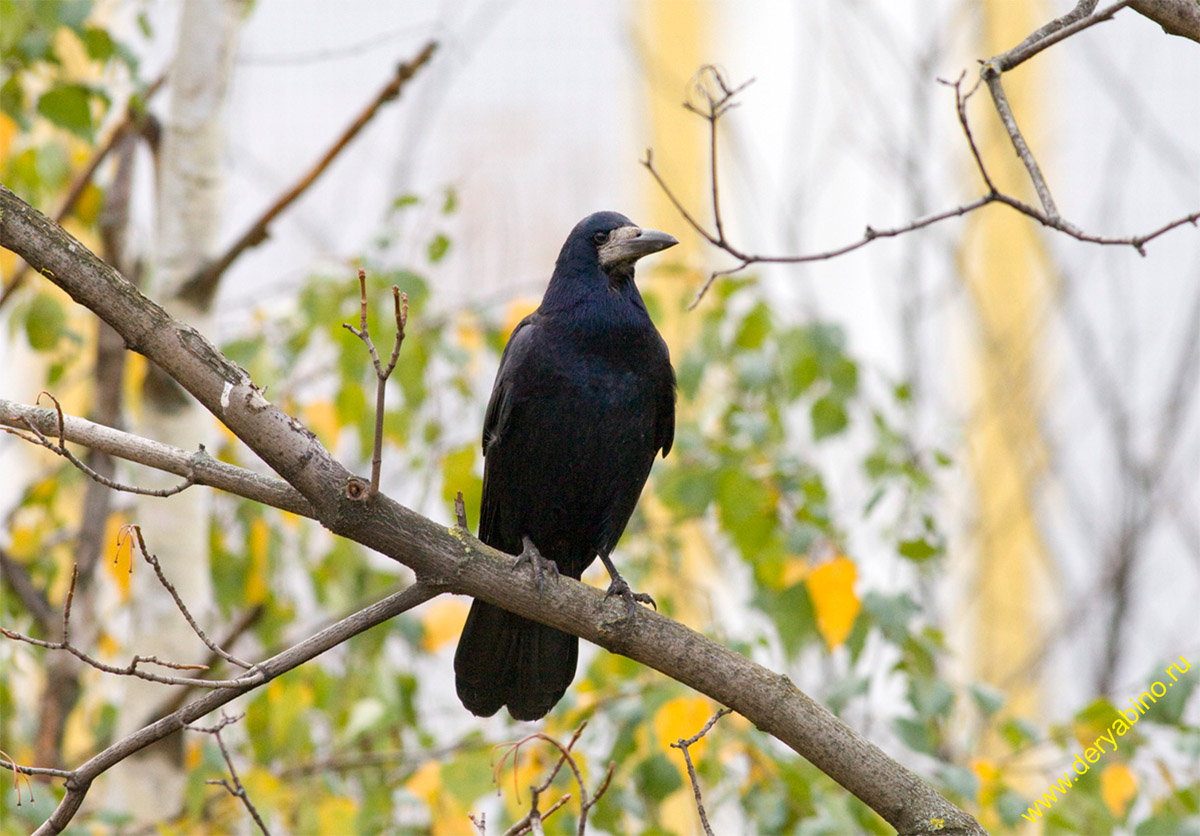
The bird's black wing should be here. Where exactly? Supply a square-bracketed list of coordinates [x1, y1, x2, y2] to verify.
[654, 343, 676, 458]
[477, 313, 539, 552]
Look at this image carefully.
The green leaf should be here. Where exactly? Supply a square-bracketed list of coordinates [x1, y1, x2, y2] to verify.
[970, 682, 1006, 718]
[25, 292, 67, 350]
[999, 717, 1039, 748]
[427, 232, 450, 263]
[830, 356, 858, 396]
[390, 193, 419, 212]
[36, 83, 94, 139]
[82, 25, 114, 62]
[1, 75, 26, 122]
[894, 716, 934, 754]
[811, 393, 848, 440]
[898, 537, 939, 562]
[634, 752, 682, 802]
[441, 185, 457, 214]
[715, 467, 776, 557]
[440, 443, 481, 523]
[735, 302, 771, 349]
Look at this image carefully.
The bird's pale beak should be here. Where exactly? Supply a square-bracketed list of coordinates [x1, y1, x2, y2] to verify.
[599, 227, 679, 268]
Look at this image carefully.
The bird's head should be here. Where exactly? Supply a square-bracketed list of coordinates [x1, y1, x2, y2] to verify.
[554, 211, 678, 291]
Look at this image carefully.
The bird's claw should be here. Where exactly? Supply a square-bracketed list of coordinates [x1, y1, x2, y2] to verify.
[513, 536, 559, 594]
[604, 574, 656, 615]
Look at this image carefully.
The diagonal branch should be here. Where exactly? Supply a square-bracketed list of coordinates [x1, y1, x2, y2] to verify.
[4, 582, 439, 836]
[179, 41, 438, 304]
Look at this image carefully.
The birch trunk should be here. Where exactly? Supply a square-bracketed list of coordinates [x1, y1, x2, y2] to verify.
[105, 0, 248, 823]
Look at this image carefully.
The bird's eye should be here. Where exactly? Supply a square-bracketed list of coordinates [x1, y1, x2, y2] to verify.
[592, 231, 609, 245]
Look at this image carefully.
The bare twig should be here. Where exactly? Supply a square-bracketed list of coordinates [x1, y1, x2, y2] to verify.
[8, 393, 197, 498]
[342, 271, 408, 496]
[493, 723, 615, 836]
[180, 41, 438, 303]
[2, 582, 439, 836]
[670, 707, 732, 836]
[643, 64, 1198, 306]
[0, 398, 316, 518]
[455, 490, 470, 531]
[992, 0, 1132, 71]
[2, 529, 266, 689]
[124, 525, 256, 670]
[979, 1, 1133, 221]
[186, 712, 270, 835]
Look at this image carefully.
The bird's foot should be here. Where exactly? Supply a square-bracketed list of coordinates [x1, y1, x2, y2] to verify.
[513, 535, 559, 593]
[604, 574, 656, 615]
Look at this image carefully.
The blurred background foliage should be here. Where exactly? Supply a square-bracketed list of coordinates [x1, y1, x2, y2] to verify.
[2, 2, 1198, 835]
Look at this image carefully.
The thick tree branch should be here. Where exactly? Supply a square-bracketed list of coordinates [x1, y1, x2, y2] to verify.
[1131, 0, 1200, 42]
[0, 185, 985, 836]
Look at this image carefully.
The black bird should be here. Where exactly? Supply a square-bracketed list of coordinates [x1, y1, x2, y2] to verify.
[454, 211, 678, 721]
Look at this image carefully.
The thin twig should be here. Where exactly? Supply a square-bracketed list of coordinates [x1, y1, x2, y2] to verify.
[454, 490, 470, 531]
[186, 713, 270, 835]
[493, 723, 613, 836]
[10, 392, 197, 498]
[670, 707, 732, 836]
[342, 271, 408, 496]
[1, 550, 266, 689]
[993, 0, 1132, 71]
[124, 525, 255, 670]
[980, 69, 1061, 220]
[0, 398, 316, 518]
[642, 64, 1199, 307]
[10, 582, 439, 835]
[180, 41, 437, 303]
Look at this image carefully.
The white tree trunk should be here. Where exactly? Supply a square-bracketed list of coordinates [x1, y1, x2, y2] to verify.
[105, 0, 248, 823]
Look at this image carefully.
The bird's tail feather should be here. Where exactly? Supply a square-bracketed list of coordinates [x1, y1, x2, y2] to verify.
[454, 598, 579, 721]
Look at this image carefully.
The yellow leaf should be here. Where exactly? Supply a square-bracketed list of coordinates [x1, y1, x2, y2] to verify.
[8, 524, 39, 560]
[503, 298, 540, 338]
[185, 738, 204, 771]
[317, 796, 358, 834]
[807, 555, 860, 649]
[246, 517, 270, 605]
[96, 632, 121, 660]
[1100, 762, 1136, 817]
[456, 312, 483, 352]
[421, 598, 469, 652]
[654, 695, 715, 757]
[406, 759, 441, 804]
[780, 555, 809, 587]
[304, 400, 340, 446]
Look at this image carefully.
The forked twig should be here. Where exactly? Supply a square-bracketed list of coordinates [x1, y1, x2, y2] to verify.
[5, 392, 198, 498]
[185, 712, 270, 835]
[644, 60, 1199, 308]
[342, 270, 408, 496]
[492, 722, 616, 836]
[670, 707, 733, 836]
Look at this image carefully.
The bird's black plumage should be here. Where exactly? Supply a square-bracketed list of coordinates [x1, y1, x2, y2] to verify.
[453, 211, 677, 721]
